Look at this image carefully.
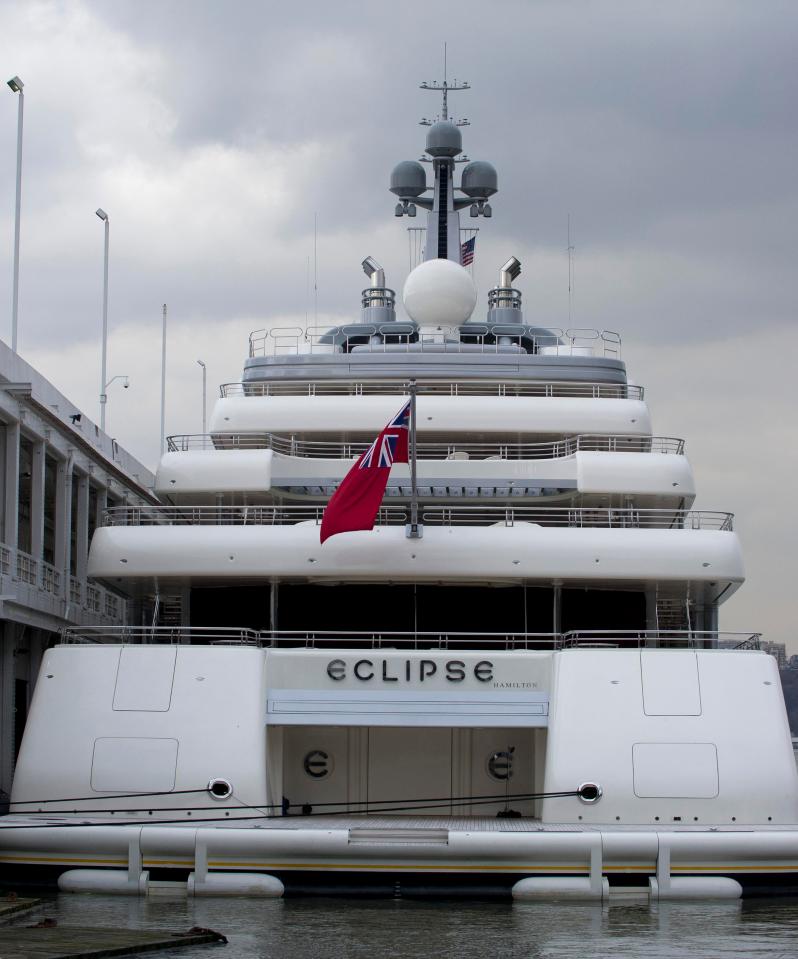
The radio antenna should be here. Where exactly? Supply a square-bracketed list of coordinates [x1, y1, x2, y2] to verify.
[567, 214, 575, 325]
[313, 213, 318, 325]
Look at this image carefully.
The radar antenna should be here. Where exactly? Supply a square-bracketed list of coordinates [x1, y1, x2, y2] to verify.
[420, 43, 470, 126]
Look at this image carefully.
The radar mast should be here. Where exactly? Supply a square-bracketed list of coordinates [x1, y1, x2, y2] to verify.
[390, 61, 498, 262]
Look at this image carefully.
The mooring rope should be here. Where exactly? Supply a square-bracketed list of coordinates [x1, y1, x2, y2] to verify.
[0, 787, 586, 830]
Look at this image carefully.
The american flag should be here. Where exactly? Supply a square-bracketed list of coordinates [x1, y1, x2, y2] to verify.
[460, 235, 476, 266]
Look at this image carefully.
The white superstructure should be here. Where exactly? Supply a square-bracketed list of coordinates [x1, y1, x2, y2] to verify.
[2, 79, 796, 902]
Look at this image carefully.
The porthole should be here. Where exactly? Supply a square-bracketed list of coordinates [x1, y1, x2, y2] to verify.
[577, 782, 603, 804]
[207, 778, 233, 800]
[487, 748, 515, 782]
[303, 750, 333, 780]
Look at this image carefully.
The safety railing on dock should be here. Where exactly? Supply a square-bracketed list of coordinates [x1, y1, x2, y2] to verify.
[165, 432, 685, 458]
[102, 505, 733, 531]
[247, 325, 622, 359]
[219, 379, 645, 400]
[60, 626, 761, 650]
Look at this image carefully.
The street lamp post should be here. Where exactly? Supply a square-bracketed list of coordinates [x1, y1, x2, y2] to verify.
[197, 360, 207, 442]
[7, 76, 24, 353]
[102, 375, 130, 432]
[95, 208, 110, 431]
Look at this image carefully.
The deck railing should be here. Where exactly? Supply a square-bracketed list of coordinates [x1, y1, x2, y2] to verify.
[247, 325, 623, 359]
[60, 626, 761, 651]
[219, 379, 645, 400]
[102, 505, 732, 531]
[165, 432, 685, 458]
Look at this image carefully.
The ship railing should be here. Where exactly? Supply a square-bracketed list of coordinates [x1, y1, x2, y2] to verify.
[248, 325, 623, 358]
[102, 505, 733, 531]
[220, 379, 645, 400]
[559, 630, 761, 650]
[165, 433, 685, 458]
[58, 626, 761, 650]
[420, 507, 734, 531]
[61, 626, 261, 646]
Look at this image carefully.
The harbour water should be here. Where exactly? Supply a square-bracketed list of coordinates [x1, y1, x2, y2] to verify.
[20, 893, 798, 958]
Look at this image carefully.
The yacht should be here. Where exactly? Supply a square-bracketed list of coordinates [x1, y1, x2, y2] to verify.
[1, 78, 796, 902]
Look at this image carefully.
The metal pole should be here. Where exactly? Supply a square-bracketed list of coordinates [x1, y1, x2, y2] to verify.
[160, 304, 167, 455]
[407, 378, 421, 539]
[9, 80, 24, 353]
[197, 359, 207, 442]
[99, 214, 109, 431]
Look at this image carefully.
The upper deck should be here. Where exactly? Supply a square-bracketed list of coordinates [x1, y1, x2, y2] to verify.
[243, 325, 627, 385]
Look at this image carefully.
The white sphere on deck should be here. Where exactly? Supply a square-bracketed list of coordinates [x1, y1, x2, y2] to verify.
[402, 258, 477, 326]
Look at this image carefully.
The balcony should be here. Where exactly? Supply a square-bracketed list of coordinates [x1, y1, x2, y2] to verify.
[166, 432, 683, 457]
[247, 325, 623, 359]
[102, 505, 731, 531]
[220, 379, 644, 399]
[0, 542, 126, 628]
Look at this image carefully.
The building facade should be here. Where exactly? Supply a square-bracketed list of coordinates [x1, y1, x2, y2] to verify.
[0, 340, 154, 801]
[762, 641, 788, 670]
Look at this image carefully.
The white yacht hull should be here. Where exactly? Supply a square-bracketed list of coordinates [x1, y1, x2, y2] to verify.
[4, 643, 796, 898]
[2, 817, 797, 900]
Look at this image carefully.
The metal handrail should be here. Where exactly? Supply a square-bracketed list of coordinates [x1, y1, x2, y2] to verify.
[248, 325, 623, 358]
[220, 379, 644, 400]
[561, 630, 761, 649]
[102, 505, 732, 531]
[165, 432, 685, 458]
[62, 626, 261, 646]
[59, 626, 761, 650]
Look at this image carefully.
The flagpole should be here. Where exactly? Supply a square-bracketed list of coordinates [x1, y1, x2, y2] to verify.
[407, 378, 421, 539]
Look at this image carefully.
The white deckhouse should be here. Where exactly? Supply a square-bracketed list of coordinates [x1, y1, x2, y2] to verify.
[2, 80, 795, 902]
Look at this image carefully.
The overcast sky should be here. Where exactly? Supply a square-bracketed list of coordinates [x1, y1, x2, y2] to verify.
[0, 0, 796, 648]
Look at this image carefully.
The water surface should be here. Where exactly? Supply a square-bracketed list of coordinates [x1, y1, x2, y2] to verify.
[18, 893, 798, 959]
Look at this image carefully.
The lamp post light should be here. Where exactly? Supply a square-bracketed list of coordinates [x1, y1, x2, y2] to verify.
[95, 208, 110, 431]
[7, 76, 24, 353]
[102, 375, 129, 432]
[197, 359, 207, 443]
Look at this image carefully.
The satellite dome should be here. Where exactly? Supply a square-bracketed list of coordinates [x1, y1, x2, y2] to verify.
[390, 160, 427, 197]
[460, 161, 498, 198]
[425, 121, 462, 158]
[402, 259, 477, 326]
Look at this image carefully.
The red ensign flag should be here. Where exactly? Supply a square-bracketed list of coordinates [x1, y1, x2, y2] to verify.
[319, 400, 411, 544]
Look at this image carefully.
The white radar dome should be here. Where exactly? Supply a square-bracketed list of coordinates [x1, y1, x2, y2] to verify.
[402, 259, 477, 327]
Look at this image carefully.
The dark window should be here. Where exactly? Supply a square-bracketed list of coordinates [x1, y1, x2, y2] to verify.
[17, 437, 33, 554]
[69, 476, 79, 575]
[43, 455, 58, 565]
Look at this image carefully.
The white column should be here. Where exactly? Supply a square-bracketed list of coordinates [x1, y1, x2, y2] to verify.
[95, 486, 107, 532]
[75, 472, 89, 581]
